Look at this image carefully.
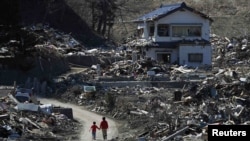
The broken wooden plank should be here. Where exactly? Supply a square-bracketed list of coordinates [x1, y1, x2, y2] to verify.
[160, 126, 189, 141]
[130, 111, 143, 115]
[25, 117, 41, 129]
[8, 94, 19, 104]
[0, 114, 9, 120]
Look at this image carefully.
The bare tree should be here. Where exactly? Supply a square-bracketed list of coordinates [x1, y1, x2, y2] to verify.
[85, 0, 118, 39]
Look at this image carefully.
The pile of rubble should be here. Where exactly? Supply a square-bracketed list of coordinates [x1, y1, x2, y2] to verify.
[49, 34, 250, 141]
[0, 24, 120, 84]
[0, 89, 81, 141]
[53, 75, 250, 140]
[211, 34, 250, 67]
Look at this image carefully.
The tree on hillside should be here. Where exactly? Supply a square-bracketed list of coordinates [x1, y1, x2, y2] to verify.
[85, 0, 118, 39]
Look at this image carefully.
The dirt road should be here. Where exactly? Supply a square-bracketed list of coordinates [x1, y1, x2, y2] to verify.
[39, 98, 119, 141]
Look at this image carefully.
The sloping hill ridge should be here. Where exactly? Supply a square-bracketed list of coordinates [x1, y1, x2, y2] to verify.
[0, 0, 106, 47]
[1, 0, 250, 44]
[1, 0, 250, 86]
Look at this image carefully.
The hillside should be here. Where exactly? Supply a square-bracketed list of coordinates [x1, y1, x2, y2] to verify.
[0, 0, 106, 47]
[1, 0, 250, 45]
[1, 0, 250, 85]
[66, 0, 250, 42]
[110, 0, 250, 42]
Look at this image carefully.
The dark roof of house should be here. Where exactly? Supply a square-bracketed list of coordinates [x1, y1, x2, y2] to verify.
[133, 2, 213, 23]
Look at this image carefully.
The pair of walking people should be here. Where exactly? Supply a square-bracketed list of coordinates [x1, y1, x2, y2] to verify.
[90, 117, 109, 140]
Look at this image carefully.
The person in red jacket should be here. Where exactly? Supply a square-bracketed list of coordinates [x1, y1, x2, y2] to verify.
[100, 117, 109, 140]
[89, 121, 99, 140]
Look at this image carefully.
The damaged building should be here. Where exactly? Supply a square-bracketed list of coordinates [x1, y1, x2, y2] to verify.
[130, 2, 213, 68]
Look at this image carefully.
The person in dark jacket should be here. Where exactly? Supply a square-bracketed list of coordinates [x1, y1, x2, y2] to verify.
[100, 117, 109, 140]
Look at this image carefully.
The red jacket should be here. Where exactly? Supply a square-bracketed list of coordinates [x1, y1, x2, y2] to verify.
[91, 124, 99, 132]
[100, 120, 108, 129]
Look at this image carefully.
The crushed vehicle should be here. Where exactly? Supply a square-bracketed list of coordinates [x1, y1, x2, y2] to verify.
[14, 87, 38, 104]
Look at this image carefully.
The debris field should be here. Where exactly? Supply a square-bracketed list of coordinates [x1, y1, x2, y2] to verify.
[1, 24, 250, 141]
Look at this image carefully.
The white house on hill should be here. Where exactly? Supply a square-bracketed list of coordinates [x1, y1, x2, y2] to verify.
[133, 2, 213, 68]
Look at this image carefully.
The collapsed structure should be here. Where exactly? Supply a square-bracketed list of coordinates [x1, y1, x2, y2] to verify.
[0, 86, 79, 141]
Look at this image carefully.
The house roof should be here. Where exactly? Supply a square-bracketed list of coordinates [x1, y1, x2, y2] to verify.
[133, 2, 213, 22]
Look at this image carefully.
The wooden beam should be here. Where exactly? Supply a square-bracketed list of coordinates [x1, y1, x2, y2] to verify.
[160, 126, 189, 141]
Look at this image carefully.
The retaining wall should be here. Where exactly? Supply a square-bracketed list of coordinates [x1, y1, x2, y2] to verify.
[95, 80, 201, 88]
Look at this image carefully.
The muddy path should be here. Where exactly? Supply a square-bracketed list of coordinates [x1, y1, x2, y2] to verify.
[39, 98, 119, 141]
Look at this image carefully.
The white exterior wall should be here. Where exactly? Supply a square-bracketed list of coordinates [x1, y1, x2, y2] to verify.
[137, 23, 149, 39]
[146, 10, 210, 42]
[179, 45, 212, 67]
[144, 48, 156, 59]
[144, 48, 178, 63]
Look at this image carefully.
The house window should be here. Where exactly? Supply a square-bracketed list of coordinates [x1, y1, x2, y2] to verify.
[188, 53, 203, 62]
[157, 24, 169, 36]
[172, 26, 201, 37]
